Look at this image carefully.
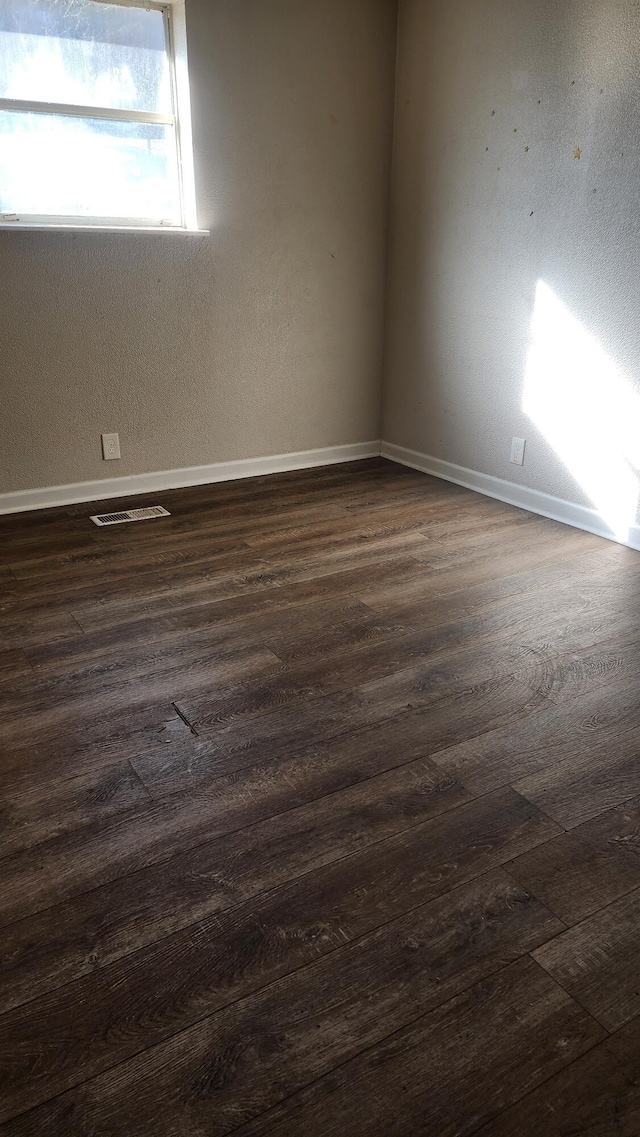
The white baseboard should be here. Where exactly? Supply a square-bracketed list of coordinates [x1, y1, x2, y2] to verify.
[381, 440, 640, 552]
[0, 441, 381, 515]
[5, 436, 640, 552]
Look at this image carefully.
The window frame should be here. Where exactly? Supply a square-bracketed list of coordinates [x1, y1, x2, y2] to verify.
[0, 0, 204, 233]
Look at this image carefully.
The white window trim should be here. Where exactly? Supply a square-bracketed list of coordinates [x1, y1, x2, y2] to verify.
[0, 0, 207, 234]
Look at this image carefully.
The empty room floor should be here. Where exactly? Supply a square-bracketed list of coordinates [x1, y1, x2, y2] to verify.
[1, 457, 640, 1135]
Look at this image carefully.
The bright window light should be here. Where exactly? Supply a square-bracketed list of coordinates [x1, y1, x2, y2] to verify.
[524, 280, 640, 543]
[0, 0, 198, 229]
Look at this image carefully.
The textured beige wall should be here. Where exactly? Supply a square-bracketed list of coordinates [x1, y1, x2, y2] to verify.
[0, 0, 397, 494]
[383, 0, 640, 521]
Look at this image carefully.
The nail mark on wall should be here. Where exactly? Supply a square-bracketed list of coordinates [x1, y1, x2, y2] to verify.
[573, 148, 582, 159]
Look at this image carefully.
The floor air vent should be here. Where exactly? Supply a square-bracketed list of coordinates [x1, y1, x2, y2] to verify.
[90, 506, 171, 527]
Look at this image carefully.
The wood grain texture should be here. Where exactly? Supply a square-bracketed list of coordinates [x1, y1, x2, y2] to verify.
[475, 1015, 640, 1136]
[0, 871, 563, 1124]
[533, 886, 640, 1032]
[0, 763, 150, 860]
[0, 458, 638, 1135]
[507, 822, 640, 925]
[0, 787, 557, 1030]
[0, 753, 471, 928]
[228, 958, 604, 1137]
[433, 675, 640, 824]
[514, 740, 640, 830]
[0, 702, 196, 795]
[0, 650, 33, 684]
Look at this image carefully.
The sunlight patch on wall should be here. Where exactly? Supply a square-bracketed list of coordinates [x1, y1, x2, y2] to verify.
[523, 280, 640, 542]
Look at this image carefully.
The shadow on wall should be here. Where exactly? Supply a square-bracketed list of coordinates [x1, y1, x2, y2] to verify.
[524, 280, 640, 544]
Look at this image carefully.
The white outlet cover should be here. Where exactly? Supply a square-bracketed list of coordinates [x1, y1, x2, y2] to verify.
[102, 432, 121, 460]
[510, 437, 526, 466]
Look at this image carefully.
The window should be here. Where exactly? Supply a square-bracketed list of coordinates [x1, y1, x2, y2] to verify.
[0, 0, 199, 230]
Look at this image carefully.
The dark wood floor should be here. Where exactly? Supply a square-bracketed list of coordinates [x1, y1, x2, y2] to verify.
[1, 457, 640, 1135]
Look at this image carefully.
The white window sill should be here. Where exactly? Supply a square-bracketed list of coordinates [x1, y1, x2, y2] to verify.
[0, 223, 210, 235]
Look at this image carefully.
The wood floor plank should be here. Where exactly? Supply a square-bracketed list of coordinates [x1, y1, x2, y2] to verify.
[576, 791, 640, 858]
[0, 649, 33, 684]
[0, 525, 97, 567]
[131, 705, 445, 799]
[356, 576, 597, 671]
[511, 633, 640, 707]
[0, 787, 558, 1017]
[0, 752, 473, 928]
[253, 527, 436, 576]
[432, 676, 640, 811]
[3, 571, 174, 616]
[474, 1015, 640, 1136]
[178, 633, 547, 735]
[3, 643, 542, 795]
[159, 666, 548, 804]
[353, 542, 621, 623]
[5, 536, 177, 586]
[0, 702, 197, 794]
[507, 832, 640, 925]
[23, 629, 281, 696]
[0, 641, 281, 754]
[514, 742, 640, 830]
[25, 592, 375, 677]
[243, 510, 441, 563]
[1, 709, 465, 874]
[64, 547, 429, 639]
[533, 886, 640, 1032]
[0, 763, 151, 861]
[0, 870, 563, 1125]
[410, 524, 608, 594]
[507, 795, 640, 924]
[211, 959, 602, 1137]
[156, 541, 425, 595]
[0, 606, 82, 650]
[191, 676, 542, 790]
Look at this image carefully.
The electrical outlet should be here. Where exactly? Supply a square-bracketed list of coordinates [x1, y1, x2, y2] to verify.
[101, 432, 121, 460]
[510, 436, 526, 466]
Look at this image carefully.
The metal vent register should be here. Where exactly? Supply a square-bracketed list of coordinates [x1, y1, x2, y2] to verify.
[90, 506, 171, 527]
